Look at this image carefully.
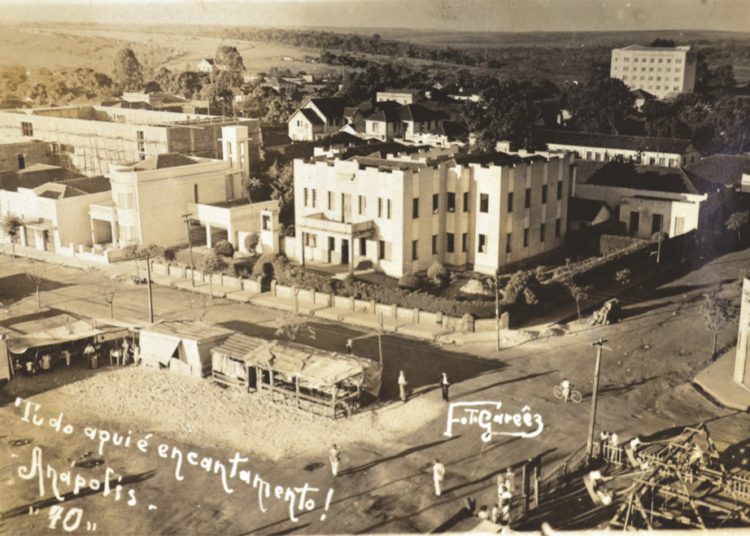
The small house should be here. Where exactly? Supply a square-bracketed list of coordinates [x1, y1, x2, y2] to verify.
[212, 337, 382, 418]
[139, 321, 233, 378]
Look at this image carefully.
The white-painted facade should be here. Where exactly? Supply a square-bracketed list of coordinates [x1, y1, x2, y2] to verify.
[292, 151, 572, 277]
[610, 45, 697, 99]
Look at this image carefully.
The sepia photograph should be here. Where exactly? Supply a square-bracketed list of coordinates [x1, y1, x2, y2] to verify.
[0, 0, 749, 534]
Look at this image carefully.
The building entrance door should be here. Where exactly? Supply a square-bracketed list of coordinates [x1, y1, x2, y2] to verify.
[328, 236, 335, 263]
[341, 239, 349, 266]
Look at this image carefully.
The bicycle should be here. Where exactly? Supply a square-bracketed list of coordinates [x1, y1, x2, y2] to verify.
[553, 384, 583, 403]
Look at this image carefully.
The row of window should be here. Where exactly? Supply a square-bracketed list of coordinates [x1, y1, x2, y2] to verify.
[620, 74, 681, 82]
[413, 218, 563, 259]
[303, 183, 565, 219]
[582, 151, 677, 167]
[629, 211, 663, 236]
[615, 56, 683, 64]
[616, 66, 682, 74]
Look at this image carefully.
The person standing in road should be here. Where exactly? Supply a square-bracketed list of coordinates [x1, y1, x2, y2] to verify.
[329, 444, 341, 477]
[432, 458, 446, 496]
[440, 372, 450, 402]
[398, 370, 408, 403]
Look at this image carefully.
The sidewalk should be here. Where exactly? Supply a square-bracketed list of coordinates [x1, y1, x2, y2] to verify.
[694, 348, 750, 411]
[1, 245, 459, 342]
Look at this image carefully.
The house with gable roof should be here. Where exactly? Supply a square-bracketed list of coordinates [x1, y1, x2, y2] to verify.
[287, 97, 347, 141]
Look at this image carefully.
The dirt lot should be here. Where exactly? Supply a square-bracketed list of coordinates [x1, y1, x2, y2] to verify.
[1, 249, 749, 534]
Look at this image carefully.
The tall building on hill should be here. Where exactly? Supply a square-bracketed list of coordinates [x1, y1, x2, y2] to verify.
[610, 45, 696, 100]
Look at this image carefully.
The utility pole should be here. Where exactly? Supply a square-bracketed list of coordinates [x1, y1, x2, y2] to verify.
[182, 214, 196, 287]
[378, 311, 384, 365]
[586, 338, 608, 462]
[145, 254, 154, 323]
[495, 270, 501, 351]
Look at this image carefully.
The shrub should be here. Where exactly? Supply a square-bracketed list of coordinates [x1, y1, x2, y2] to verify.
[426, 261, 448, 287]
[251, 253, 276, 278]
[244, 232, 260, 254]
[213, 240, 235, 258]
[398, 273, 422, 290]
[615, 268, 632, 285]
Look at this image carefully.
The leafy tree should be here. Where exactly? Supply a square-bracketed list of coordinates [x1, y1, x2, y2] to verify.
[565, 75, 635, 134]
[113, 48, 144, 91]
[265, 160, 295, 225]
[143, 81, 161, 94]
[123, 244, 163, 279]
[244, 232, 260, 255]
[650, 38, 677, 47]
[501, 270, 539, 306]
[264, 94, 298, 123]
[465, 80, 542, 150]
[213, 239, 235, 257]
[214, 45, 245, 88]
[174, 71, 206, 99]
[695, 53, 736, 98]
[726, 210, 749, 242]
[26, 265, 44, 309]
[2, 215, 22, 257]
[202, 253, 227, 297]
[700, 294, 739, 358]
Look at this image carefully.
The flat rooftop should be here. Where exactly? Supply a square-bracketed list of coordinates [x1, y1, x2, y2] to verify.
[1, 105, 254, 128]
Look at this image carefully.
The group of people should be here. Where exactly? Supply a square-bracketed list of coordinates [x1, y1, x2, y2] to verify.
[599, 430, 621, 461]
[397, 370, 451, 403]
[17, 349, 68, 375]
[463, 469, 515, 526]
[83, 338, 138, 369]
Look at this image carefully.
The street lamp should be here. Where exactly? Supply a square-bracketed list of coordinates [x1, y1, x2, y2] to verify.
[182, 213, 196, 287]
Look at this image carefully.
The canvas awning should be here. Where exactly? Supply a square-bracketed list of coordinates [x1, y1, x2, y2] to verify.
[7, 320, 106, 354]
[140, 333, 180, 365]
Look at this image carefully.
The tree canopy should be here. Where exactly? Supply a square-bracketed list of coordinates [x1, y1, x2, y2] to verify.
[113, 48, 144, 91]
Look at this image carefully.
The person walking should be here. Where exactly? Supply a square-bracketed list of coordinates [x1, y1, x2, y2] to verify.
[432, 458, 446, 496]
[329, 444, 341, 477]
[440, 372, 450, 402]
[398, 370, 408, 403]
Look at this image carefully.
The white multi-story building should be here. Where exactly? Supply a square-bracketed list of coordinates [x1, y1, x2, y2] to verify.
[610, 45, 697, 100]
[88, 126, 278, 254]
[0, 106, 262, 177]
[292, 148, 572, 277]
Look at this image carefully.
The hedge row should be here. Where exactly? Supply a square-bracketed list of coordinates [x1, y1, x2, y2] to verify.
[267, 255, 501, 318]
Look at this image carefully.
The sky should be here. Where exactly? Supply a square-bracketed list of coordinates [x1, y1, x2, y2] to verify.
[0, 0, 748, 33]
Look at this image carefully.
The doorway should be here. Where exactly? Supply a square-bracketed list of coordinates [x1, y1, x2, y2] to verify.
[341, 239, 350, 266]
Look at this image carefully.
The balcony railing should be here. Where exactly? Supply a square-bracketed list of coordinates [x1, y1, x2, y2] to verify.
[299, 214, 375, 237]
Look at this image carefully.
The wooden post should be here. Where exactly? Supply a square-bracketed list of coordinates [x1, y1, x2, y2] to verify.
[586, 338, 607, 462]
[146, 257, 154, 323]
[295, 376, 300, 408]
[521, 462, 529, 515]
[495, 271, 501, 351]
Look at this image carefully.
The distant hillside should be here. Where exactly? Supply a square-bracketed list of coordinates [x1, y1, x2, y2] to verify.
[2, 23, 749, 85]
